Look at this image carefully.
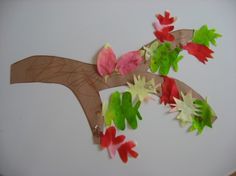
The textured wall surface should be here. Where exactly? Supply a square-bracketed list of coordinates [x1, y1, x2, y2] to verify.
[0, 0, 235, 176]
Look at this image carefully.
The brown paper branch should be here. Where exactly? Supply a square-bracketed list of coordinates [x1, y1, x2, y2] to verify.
[10, 29, 215, 144]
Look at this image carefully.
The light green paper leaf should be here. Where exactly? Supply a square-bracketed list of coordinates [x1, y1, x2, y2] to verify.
[142, 40, 159, 60]
[150, 42, 183, 75]
[171, 92, 197, 127]
[149, 41, 159, 55]
[102, 102, 107, 117]
[127, 75, 159, 102]
[192, 25, 222, 47]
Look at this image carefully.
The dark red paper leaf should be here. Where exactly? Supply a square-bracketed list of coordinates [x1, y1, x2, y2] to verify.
[160, 76, 180, 106]
[157, 11, 175, 25]
[118, 141, 138, 163]
[182, 42, 214, 64]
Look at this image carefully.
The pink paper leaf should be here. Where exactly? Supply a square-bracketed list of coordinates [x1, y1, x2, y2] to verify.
[116, 51, 143, 75]
[97, 44, 117, 77]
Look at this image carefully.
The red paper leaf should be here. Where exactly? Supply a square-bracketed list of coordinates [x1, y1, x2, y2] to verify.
[113, 135, 126, 145]
[118, 141, 138, 163]
[100, 126, 125, 148]
[153, 11, 175, 42]
[154, 30, 175, 42]
[182, 42, 214, 64]
[116, 51, 143, 75]
[97, 44, 117, 77]
[157, 11, 175, 25]
[160, 76, 180, 106]
[162, 26, 174, 32]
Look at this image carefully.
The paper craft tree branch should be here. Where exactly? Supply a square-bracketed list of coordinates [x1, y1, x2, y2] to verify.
[10, 11, 221, 163]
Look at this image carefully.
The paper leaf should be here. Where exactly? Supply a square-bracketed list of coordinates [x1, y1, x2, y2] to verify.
[182, 42, 214, 64]
[192, 25, 222, 47]
[97, 43, 117, 77]
[105, 91, 142, 130]
[153, 11, 175, 42]
[153, 19, 164, 31]
[100, 126, 126, 158]
[154, 27, 175, 42]
[127, 75, 158, 102]
[160, 76, 180, 106]
[150, 43, 183, 75]
[118, 141, 138, 163]
[102, 102, 107, 117]
[171, 92, 197, 126]
[156, 10, 175, 25]
[100, 126, 125, 148]
[142, 41, 159, 60]
[189, 99, 215, 134]
[100, 127, 138, 162]
[116, 51, 144, 75]
[188, 117, 205, 134]
[105, 91, 125, 130]
[149, 41, 159, 55]
[121, 92, 142, 129]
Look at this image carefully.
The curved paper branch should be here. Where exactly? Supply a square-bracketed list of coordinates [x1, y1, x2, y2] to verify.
[10, 29, 216, 144]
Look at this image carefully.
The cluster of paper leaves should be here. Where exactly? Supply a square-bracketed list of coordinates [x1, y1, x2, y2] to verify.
[104, 91, 142, 130]
[97, 11, 220, 163]
[148, 13, 221, 76]
[101, 75, 160, 163]
[171, 92, 215, 134]
[127, 75, 159, 102]
[100, 126, 138, 163]
[183, 25, 222, 63]
[159, 76, 215, 134]
[150, 42, 183, 75]
[153, 11, 176, 42]
[97, 44, 143, 80]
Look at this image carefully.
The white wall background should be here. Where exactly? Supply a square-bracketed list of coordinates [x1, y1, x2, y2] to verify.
[0, 0, 236, 176]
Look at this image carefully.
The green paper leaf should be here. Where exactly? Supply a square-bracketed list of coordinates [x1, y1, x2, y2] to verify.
[172, 55, 183, 72]
[189, 117, 205, 134]
[105, 91, 125, 130]
[189, 98, 215, 134]
[105, 91, 142, 130]
[150, 42, 183, 75]
[194, 99, 215, 128]
[192, 25, 222, 47]
[122, 92, 140, 129]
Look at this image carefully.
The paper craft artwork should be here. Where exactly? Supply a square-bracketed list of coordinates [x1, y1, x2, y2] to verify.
[10, 11, 221, 163]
